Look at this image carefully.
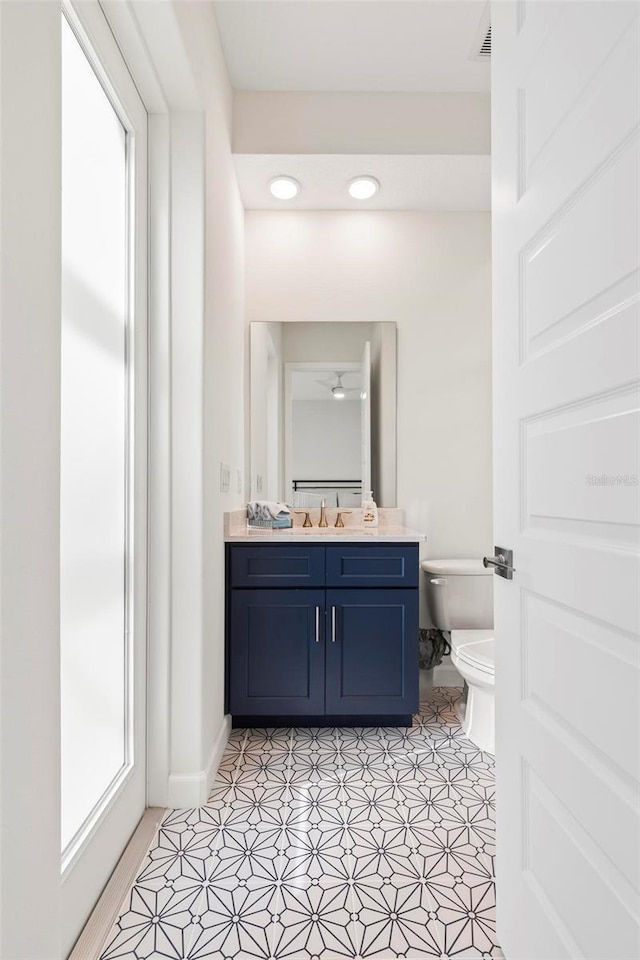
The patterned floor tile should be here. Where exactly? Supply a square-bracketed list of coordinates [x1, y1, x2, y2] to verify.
[349, 872, 442, 958]
[349, 824, 424, 884]
[339, 782, 403, 830]
[278, 822, 354, 883]
[334, 727, 389, 751]
[135, 825, 220, 888]
[220, 783, 289, 823]
[272, 872, 359, 960]
[101, 688, 501, 960]
[427, 872, 497, 958]
[186, 875, 281, 959]
[291, 726, 340, 746]
[378, 725, 431, 752]
[241, 735, 287, 755]
[208, 824, 283, 885]
[101, 875, 207, 960]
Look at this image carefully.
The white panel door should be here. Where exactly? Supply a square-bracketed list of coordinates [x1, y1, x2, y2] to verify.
[492, 3, 640, 958]
[361, 340, 372, 495]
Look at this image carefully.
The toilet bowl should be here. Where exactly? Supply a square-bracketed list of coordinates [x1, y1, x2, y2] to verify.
[421, 559, 495, 755]
[450, 629, 495, 754]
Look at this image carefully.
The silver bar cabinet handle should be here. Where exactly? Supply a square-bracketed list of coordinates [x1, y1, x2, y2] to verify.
[315, 606, 320, 643]
[331, 606, 337, 642]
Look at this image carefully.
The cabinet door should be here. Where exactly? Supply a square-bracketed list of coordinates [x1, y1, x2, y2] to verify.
[325, 589, 418, 716]
[229, 590, 325, 716]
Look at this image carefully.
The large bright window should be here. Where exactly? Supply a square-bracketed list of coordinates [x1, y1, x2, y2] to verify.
[60, 16, 130, 852]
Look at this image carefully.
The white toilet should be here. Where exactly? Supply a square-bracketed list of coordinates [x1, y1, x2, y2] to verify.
[421, 559, 495, 754]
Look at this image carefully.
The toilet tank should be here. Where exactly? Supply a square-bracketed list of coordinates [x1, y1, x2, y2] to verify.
[422, 559, 494, 631]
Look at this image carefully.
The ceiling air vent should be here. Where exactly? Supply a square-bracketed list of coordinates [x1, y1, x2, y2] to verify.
[476, 24, 491, 60]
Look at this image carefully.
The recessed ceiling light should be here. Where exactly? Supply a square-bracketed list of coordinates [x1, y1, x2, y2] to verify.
[269, 176, 300, 200]
[348, 176, 379, 200]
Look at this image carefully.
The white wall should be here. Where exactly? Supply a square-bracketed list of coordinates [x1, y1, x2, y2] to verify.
[292, 399, 361, 481]
[245, 211, 493, 565]
[0, 4, 61, 956]
[234, 91, 491, 156]
[283, 321, 372, 362]
[166, 3, 246, 803]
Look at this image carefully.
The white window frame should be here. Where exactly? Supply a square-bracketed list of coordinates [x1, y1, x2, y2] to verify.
[60, 0, 148, 882]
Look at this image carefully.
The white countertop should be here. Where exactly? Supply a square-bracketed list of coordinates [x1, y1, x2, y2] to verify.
[224, 507, 425, 543]
[225, 525, 425, 543]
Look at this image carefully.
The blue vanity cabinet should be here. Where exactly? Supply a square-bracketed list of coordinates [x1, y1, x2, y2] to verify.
[227, 542, 419, 724]
[324, 588, 418, 716]
[229, 589, 326, 716]
[325, 545, 419, 589]
[230, 544, 325, 588]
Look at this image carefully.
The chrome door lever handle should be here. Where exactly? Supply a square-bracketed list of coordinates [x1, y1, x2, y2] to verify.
[483, 546, 515, 580]
[483, 554, 507, 567]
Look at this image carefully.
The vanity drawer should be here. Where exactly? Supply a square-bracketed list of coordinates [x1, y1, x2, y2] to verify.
[229, 545, 325, 588]
[326, 544, 419, 588]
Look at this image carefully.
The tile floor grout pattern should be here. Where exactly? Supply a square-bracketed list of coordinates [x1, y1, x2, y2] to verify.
[100, 688, 503, 959]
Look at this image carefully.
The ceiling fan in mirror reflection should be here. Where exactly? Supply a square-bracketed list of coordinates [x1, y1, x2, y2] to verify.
[316, 372, 362, 400]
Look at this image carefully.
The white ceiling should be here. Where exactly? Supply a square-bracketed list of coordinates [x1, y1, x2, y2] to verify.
[234, 153, 490, 210]
[214, 1, 490, 93]
[218, 2, 491, 212]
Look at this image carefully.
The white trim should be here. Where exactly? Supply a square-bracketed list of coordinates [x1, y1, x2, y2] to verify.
[102, 0, 234, 820]
[61, 765, 134, 876]
[167, 714, 232, 809]
[64, 1, 144, 130]
[67, 807, 166, 960]
[146, 112, 172, 808]
[102, 0, 206, 815]
[99, 0, 169, 114]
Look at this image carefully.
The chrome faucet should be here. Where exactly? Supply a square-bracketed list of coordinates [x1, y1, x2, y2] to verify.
[318, 499, 328, 528]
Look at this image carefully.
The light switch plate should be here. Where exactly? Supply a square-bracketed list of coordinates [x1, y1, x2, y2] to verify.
[220, 462, 230, 493]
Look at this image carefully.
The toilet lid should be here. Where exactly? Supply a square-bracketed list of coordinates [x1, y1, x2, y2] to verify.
[421, 559, 492, 577]
[451, 630, 495, 672]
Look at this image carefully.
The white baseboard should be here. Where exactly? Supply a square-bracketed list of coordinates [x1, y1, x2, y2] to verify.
[167, 713, 232, 808]
[433, 658, 463, 687]
[205, 713, 232, 794]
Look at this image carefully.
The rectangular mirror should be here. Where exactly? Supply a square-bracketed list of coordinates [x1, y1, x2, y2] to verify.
[250, 322, 396, 507]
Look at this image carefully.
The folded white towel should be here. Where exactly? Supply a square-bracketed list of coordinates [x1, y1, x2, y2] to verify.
[247, 500, 291, 521]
